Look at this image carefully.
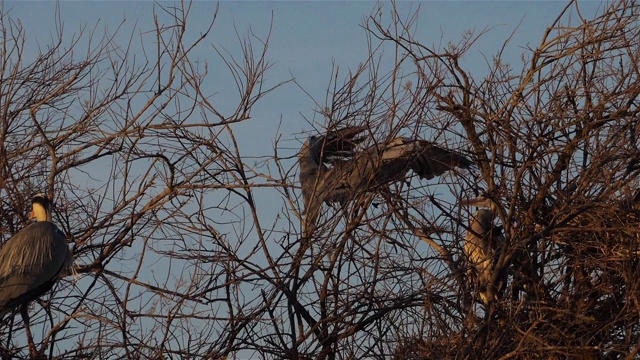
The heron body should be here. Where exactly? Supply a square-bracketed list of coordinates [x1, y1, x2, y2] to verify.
[0, 195, 71, 318]
[299, 126, 472, 223]
[464, 208, 504, 305]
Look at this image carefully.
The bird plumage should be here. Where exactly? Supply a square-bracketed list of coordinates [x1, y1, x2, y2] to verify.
[464, 207, 504, 305]
[0, 195, 72, 318]
[298, 126, 366, 220]
[299, 126, 472, 224]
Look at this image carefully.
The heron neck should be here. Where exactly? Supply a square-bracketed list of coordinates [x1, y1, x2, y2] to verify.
[33, 203, 52, 222]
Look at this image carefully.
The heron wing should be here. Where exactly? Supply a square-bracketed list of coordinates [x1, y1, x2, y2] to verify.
[410, 141, 473, 180]
[0, 222, 70, 316]
[373, 137, 471, 182]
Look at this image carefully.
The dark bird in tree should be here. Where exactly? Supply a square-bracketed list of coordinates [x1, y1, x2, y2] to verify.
[0, 194, 73, 357]
[462, 197, 505, 306]
[299, 126, 473, 225]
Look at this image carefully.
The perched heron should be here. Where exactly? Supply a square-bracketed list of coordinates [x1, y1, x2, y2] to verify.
[299, 126, 473, 224]
[0, 194, 73, 356]
[462, 197, 505, 306]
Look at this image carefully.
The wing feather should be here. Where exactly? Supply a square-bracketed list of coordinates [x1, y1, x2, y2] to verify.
[0, 222, 70, 316]
[299, 132, 473, 227]
[411, 141, 472, 179]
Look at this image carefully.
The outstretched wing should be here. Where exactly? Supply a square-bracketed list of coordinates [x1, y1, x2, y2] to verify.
[410, 140, 473, 180]
[375, 138, 472, 182]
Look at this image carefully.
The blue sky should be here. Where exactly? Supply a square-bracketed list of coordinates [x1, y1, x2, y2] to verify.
[5, 1, 602, 156]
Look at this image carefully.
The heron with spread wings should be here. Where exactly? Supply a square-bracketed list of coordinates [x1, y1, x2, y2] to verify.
[299, 126, 473, 225]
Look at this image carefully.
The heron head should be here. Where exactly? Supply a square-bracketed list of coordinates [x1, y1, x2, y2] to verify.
[475, 208, 496, 231]
[30, 193, 52, 222]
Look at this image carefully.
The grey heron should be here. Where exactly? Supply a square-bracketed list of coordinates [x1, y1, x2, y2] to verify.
[462, 196, 505, 305]
[299, 126, 473, 224]
[0, 194, 72, 356]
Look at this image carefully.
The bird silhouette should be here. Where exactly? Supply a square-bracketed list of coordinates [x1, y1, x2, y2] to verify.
[299, 126, 473, 226]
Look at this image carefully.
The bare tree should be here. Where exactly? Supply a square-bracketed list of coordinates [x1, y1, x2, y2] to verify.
[0, 2, 283, 358]
[2, 0, 639, 359]
[317, 0, 639, 358]
[259, 0, 640, 359]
